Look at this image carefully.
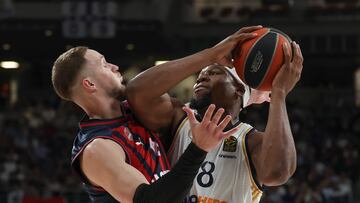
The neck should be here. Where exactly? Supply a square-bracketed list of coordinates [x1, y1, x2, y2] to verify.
[79, 95, 123, 120]
[196, 105, 241, 126]
[231, 114, 240, 125]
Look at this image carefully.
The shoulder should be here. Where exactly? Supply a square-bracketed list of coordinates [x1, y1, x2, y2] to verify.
[79, 138, 129, 190]
[83, 138, 126, 163]
[172, 113, 189, 133]
[86, 138, 116, 150]
[245, 129, 264, 154]
[73, 127, 114, 148]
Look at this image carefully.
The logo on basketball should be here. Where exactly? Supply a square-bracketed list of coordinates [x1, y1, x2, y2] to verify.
[250, 51, 263, 73]
[233, 27, 292, 91]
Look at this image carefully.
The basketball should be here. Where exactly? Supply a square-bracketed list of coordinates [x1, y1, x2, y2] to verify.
[233, 27, 292, 91]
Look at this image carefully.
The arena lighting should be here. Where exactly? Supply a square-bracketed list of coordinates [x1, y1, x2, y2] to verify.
[155, 61, 169, 65]
[126, 43, 135, 51]
[3, 44, 11, 50]
[0, 61, 19, 69]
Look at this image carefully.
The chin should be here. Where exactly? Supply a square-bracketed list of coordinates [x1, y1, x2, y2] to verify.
[189, 92, 212, 110]
[194, 89, 210, 97]
[108, 85, 126, 100]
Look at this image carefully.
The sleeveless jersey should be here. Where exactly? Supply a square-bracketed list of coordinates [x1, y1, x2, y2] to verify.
[168, 116, 263, 203]
[71, 101, 170, 202]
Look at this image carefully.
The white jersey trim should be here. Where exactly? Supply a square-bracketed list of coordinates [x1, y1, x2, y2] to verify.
[167, 116, 189, 159]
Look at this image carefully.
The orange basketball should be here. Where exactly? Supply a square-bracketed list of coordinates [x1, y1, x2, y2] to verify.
[233, 27, 292, 91]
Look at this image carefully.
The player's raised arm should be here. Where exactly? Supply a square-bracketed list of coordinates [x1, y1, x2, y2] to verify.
[126, 26, 263, 132]
[249, 41, 303, 186]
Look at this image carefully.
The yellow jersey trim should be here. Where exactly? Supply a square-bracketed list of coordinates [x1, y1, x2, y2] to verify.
[241, 127, 263, 202]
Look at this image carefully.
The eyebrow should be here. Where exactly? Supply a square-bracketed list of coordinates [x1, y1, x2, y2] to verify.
[198, 67, 223, 77]
[213, 65, 227, 71]
[99, 55, 105, 63]
[207, 66, 226, 73]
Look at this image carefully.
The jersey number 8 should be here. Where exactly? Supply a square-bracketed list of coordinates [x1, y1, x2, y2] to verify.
[197, 161, 215, 187]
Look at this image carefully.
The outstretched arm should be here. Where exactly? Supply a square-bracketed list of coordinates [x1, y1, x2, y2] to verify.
[126, 26, 263, 132]
[250, 41, 303, 186]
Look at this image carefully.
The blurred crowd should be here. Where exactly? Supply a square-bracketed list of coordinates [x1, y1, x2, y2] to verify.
[242, 88, 360, 203]
[0, 88, 359, 203]
[0, 98, 86, 203]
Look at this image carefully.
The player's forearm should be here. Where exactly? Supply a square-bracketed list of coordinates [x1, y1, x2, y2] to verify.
[133, 142, 207, 203]
[260, 89, 296, 185]
[126, 49, 214, 101]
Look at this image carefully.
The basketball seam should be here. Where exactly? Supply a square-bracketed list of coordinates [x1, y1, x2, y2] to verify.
[257, 32, 279, 90]
[269, 27, 292, 43]
[243, 29, 270, 87]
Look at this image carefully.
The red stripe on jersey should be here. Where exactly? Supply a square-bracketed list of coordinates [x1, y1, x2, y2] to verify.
[80, 119, 126, 128]
[114, 124, 169, 182]
[111, 130, 153, 181]
[151, 130, 171, 169]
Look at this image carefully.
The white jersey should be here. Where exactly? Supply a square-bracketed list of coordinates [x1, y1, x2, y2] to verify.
[168, 117, 263, 203]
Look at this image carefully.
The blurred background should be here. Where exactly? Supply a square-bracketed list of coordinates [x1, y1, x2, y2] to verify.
[0, 0, 360, 202]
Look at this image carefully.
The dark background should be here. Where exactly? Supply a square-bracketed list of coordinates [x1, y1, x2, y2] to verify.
[0, 0, 359, 202]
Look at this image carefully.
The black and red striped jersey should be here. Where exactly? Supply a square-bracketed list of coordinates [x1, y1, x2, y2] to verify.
[71, 101, 170, 202]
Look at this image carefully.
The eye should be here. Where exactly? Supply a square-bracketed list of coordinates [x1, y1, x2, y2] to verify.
[103, 60, 110, 68]
[195, 77, 201, 84]
[208, 71, 221, 75]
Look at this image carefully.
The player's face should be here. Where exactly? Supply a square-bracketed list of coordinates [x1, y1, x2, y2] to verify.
[192, 65, 238, 107]
[83, 49, 125, 98]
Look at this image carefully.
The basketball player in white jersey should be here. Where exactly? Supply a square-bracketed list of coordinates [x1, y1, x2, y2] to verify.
[126, 25, 303, 203]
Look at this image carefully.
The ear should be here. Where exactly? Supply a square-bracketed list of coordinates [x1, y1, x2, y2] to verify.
[234, 82, 245, 98]
[82, 78, 96, 93]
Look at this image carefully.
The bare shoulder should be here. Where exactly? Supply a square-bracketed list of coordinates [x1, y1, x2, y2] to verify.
[170, 97, 186, 129]
[82, 138, 126, 165]
[85, 138, 120, 149]
[80, 139, 148, 202]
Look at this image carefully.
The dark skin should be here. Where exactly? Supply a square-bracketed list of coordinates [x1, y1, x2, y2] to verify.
[126, 25, 303, 186]
[192, 65, 244, 120]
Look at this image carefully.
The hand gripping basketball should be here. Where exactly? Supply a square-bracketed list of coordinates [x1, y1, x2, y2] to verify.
[233, 27, 293, 91]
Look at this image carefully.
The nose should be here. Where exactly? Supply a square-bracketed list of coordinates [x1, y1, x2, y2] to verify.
[110, 63, 119, 72]
[196, 72, 209, 84]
